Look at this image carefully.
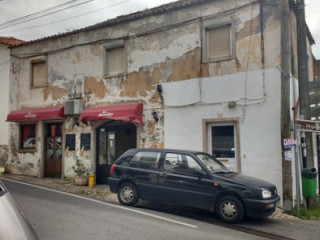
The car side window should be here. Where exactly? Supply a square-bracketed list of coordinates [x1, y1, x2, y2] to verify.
[164, 153, 202, 176]
[129, 151, 161, 170]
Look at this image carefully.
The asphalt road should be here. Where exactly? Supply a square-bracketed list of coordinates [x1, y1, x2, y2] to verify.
[1, 179, 268, 240]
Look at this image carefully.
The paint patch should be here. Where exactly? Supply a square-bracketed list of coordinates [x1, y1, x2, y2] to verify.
[43, 86, 68, 101]
[84, 77, 106, 99]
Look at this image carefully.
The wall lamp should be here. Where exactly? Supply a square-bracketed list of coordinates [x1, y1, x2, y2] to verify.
[152, 110, 159, 122]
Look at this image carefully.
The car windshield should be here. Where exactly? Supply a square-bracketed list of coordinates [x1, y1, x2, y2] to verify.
[196, 153, 231, 173]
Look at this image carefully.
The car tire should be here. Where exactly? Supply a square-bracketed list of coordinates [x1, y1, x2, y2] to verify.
[117, 182, 139, 206]
[216, 195, 244, 223]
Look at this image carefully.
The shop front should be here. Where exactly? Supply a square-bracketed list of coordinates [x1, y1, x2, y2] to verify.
[79, 102, 143, 184]
[6, 106, 65, 178]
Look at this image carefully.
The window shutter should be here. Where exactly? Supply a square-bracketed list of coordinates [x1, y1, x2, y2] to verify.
[32, 61, 46, 87]
[207, 25, 231, 59]
[107, 47, 125, 75]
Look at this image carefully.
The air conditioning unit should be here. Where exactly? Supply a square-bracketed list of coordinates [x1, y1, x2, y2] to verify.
[64, 100, 84, 116]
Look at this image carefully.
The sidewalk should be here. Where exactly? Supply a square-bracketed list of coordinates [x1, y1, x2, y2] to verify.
[1, 174, 319, 240]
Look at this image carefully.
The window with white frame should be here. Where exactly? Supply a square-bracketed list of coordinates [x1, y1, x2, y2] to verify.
[30, 56, 47, 88]
[104, 40, 126, 76]
[203, 18, 234, 62]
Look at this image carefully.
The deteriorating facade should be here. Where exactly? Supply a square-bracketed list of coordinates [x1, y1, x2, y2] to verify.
[0, 37, 24, 167]
[6, 0, 316, 204]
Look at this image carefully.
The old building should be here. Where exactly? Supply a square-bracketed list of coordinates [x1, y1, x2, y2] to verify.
[5, 0, 316, 205]
[0, 36, 24, 168]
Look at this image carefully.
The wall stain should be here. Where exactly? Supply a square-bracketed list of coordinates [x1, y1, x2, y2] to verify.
[168, 48, 201, 82]
[121, 48, 204, 97]
[75, 51, 81, 62]
[84, 77, 106, 99]
[43, 86, 68, 101]
[236, 16, 261, 40]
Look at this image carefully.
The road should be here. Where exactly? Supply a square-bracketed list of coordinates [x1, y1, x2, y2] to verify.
[1, 179, 268, 240]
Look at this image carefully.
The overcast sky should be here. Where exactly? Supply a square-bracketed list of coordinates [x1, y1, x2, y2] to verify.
[0, 0, 319, 58]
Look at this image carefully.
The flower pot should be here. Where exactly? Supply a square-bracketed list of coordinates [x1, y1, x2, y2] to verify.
[74, 176, 88, 186]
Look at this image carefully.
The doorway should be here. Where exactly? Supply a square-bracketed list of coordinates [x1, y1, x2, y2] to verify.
[44, 122, 63, 178]
[96, 122, 137, 184]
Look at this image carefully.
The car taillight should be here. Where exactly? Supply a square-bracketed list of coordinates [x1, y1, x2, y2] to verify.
[110, 164, 116, 174]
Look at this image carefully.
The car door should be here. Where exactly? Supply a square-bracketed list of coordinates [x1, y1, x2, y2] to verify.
[158, 152, 215, 209]
[126, 150, 162, 200]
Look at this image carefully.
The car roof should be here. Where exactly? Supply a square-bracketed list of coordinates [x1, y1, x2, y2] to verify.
[128, 148, 203, 155]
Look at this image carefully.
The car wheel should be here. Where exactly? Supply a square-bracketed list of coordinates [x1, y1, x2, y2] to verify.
[117, 182, 139, 206]
[216, 195, 244, 223]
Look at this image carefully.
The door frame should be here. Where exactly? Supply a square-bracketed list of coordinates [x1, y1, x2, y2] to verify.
[42, 121, 64, 178]
[202, 118, 241, 173]
[95, 121, 138, 184]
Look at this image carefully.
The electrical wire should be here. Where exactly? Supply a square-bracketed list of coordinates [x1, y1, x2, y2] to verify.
[0, 0, 83, 27]
[0, 0, 94, 30]
[1, 0, 131, 34]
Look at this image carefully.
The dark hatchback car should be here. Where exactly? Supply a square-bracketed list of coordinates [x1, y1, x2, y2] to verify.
[108, 148, 280, 223]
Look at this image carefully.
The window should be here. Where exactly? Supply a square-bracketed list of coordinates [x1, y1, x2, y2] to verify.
[66, 134, 76, 151]
[207, 25, 231, 59]
[164, 153, 202, 176]
[80, 133, 91, 151]
[104, 40, 126, 77]
[202, 18, 234, 62]
[211, 125, 235, 158]
[20, 124, 36, 150]
[30, 56, 47, 88]
[129, 151, 161, 170]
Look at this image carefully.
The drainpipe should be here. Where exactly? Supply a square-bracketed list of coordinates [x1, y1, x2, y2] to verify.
[296, 0, 313, 168]
[280, 0, 293, 211]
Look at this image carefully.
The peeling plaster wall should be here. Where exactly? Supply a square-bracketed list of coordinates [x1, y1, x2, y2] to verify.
[8, 0, 283, 178]
[64, 117, 92, 177]
[6, 122, 41, 177]
[0, 145, 8, 167]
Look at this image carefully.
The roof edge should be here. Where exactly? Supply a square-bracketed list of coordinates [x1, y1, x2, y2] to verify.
[13, 0, 213, 48]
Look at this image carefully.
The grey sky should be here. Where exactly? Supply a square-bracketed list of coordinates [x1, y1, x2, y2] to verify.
[0, 0, 319, 58]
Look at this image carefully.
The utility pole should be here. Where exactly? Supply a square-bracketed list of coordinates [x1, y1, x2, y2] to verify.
[296, 0, 313, 168]
[280, 0, 292, 211]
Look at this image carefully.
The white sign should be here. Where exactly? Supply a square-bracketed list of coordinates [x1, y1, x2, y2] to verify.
[283, 138, 297, 148]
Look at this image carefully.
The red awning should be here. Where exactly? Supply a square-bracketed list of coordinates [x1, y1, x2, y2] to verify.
[6, 106, 64, 122]
[80, 103, 143, 125]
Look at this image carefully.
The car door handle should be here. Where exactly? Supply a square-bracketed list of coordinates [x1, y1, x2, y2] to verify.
[159, 172, 167, 177]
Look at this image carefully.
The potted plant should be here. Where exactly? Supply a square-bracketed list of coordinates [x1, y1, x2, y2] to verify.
[72, 156, 88, 186]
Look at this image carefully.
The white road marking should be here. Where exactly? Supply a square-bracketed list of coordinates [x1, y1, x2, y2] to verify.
[0, 177, 198, 229]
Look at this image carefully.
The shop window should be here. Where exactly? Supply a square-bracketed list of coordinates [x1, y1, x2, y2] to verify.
[202, 18, 234, 62]
[104, 40, 126, 77]
[30, 56, 47, 88]
[20, 124, 36, 150]
[81, 133, 91, 151]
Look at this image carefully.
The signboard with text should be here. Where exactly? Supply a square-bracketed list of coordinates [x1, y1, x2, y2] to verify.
[283, 138, 297, 148]
[295, 119, 320, 132]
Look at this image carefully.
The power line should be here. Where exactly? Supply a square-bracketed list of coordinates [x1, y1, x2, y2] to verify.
[0, 0, 83, 27]
[1, 0, 131, 34]
[0, 0, 94, 30]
